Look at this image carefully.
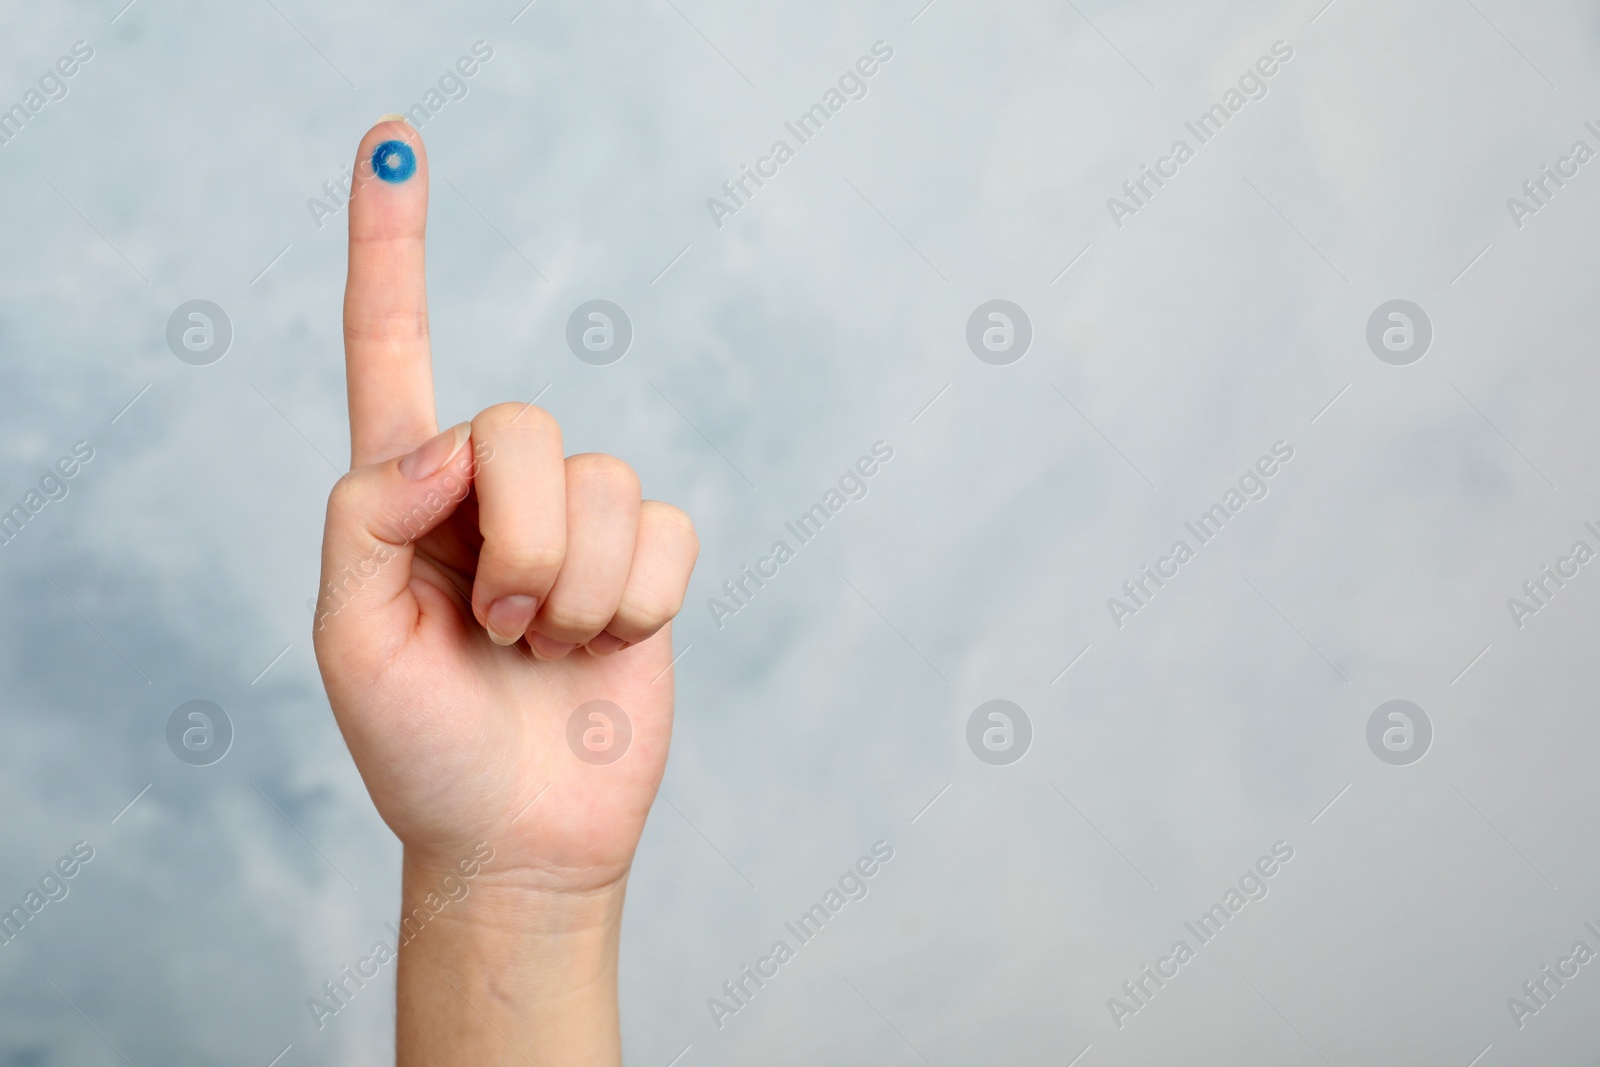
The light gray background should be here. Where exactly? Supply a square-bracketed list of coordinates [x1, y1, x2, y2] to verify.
[2, 0, 1598, 1063]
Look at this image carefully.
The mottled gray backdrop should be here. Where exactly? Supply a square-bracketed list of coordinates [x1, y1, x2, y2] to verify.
[2, 0, 1599, 1063]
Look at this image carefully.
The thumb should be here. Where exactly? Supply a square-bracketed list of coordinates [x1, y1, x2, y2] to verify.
[314, 422, 476, 658]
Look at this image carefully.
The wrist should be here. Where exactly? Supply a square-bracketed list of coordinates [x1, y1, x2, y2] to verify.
[397, 846, 626, 1066]
[400, 842, 627, 928]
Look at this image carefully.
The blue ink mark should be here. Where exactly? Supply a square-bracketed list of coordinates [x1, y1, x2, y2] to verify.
[371, 140, 416, 183]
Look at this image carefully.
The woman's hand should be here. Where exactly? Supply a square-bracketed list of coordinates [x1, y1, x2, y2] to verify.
[312, 118, 697, 1065]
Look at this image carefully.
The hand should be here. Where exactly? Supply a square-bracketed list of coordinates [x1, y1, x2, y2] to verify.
[311, 119, 698, 1064]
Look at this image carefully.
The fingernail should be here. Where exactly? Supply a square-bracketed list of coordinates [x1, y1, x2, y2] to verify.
[586, 633, 630, 656]
[527, 631, 576, 660]
[378, 112, 407, 123]
[485, 596, 539, 646]
[399, 423, 471, 481]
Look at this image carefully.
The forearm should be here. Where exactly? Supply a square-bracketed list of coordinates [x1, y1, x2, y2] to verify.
[396, 849, 625, 1066]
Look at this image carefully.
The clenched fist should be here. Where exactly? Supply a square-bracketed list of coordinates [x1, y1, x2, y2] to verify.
[311, 119, 697, 1065]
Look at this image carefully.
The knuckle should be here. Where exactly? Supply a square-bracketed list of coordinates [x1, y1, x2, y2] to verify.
[326, 473, 363, 518]
[568, 453, 640, 495]
[541, 601, 611, 638]
[649, 502, 699, 551]
[344, 307, 428, 345]
[475, 400, 525, 425]
[475, 401, 559, 439]
[616, 582, 686, 633]
[612, 598, 670, 636]
[493, 542, 564, 582]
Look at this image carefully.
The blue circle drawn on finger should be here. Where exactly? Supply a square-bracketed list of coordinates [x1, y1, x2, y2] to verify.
[371, 139, 417, 183]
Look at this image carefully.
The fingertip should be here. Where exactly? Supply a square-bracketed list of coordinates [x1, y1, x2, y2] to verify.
[364, 112, 419, 140]
[397, 422, 471, 481]
[586, 632, 630, 656]
[364, 115, 418, 152]
[350, 119, 427, 229]
[485, 595, 540, 646]
[527, 632, 576, 661]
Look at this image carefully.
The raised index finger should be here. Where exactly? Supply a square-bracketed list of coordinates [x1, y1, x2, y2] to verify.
[344, 118, 436, 467]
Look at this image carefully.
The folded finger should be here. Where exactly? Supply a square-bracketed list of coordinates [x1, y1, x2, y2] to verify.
[528, 454, 641, 657]
[468, 403, 567, 645]
[586, 501, 699, 654]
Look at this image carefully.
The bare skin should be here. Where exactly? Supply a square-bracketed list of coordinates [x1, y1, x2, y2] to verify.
[313, 119, 698, 1065]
